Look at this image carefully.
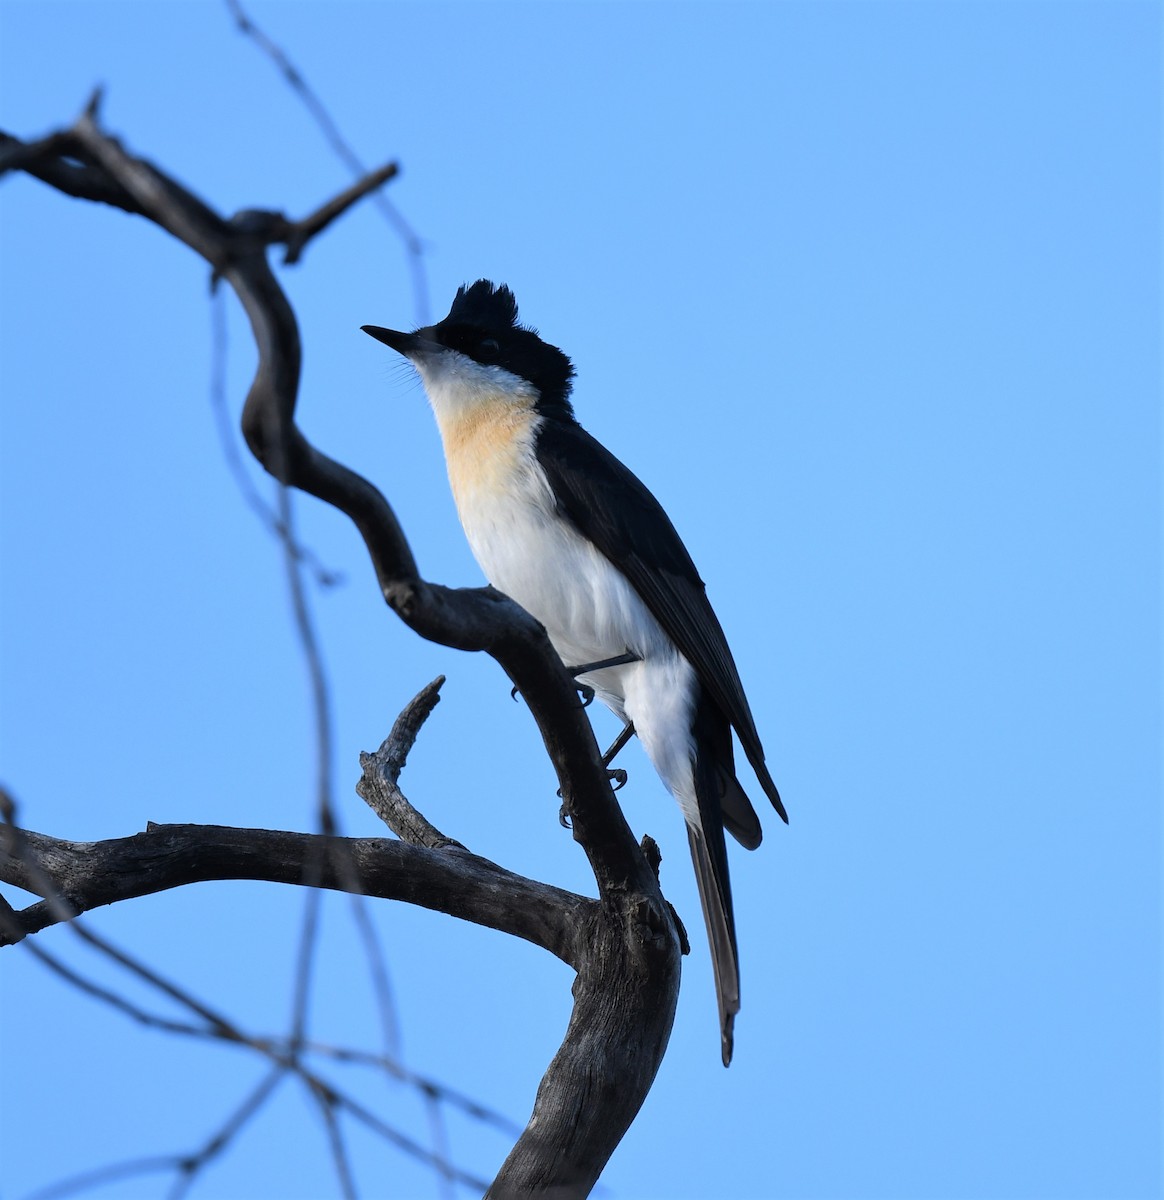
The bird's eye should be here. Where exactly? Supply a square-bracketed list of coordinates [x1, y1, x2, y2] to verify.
[479, 337, 501, 360]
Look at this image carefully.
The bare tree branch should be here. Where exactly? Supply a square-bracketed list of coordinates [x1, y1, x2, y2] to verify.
[0, 822, 587, 965]
[357, 676, 466, 850]
[223, 0, 430, 320]
[281, 160, 399, 265]
[208, 283, 342, 587]
[1, 97, 685, 1196]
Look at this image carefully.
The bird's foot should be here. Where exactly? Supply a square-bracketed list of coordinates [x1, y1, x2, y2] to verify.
[556, 767, 628, 810]
[560, 652, 640, 710]
[514, 679, 597, 709]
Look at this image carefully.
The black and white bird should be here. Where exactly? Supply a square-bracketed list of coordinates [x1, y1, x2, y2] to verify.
[363, 281, 786, 1065]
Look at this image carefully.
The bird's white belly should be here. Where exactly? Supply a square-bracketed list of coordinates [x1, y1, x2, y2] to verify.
[454, 455, 700, 823]
[458, 458, 659, 675]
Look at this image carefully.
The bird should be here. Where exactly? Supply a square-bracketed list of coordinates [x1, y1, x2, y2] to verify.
[363, 280, 785, 1065]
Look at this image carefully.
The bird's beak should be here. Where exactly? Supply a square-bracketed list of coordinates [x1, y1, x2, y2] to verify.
[362, 325, 447, 370]
[361, 325, 418, 356]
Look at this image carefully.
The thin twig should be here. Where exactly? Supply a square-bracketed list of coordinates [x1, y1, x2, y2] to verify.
[18, 926, 487, 1194]
[68, 922, 249, 1042]
[424, 1084, 457, 1200]
[332, 1089, 491, 1193]
[25, 1156, 188, 1200]
[20, 940, 214, 1040]
[298, 1041, 523, 1136]
[271, 454, 335, 1058]
[283, 160, 399, 265]
[346, 891, 403, 1061]
[167, 1067, 286, 1200]
[289, 884, 323, 1050]
[302, 1076, 359, 1200]
[276, 481, 335, 835]
[224, 0, 429, 322]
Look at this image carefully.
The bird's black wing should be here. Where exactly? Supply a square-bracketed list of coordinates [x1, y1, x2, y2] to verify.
[534, 418, 786, 825]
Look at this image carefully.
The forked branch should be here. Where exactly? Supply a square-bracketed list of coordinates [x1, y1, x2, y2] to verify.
[0, 98, 683, 1198]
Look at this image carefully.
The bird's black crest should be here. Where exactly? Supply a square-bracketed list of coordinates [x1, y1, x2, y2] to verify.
[432, 279, 576, 419]
[446, 280, 521, 333]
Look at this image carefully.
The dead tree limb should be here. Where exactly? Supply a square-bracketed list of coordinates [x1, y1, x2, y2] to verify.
[0, 822, 586, 964]
[0, 96, 683, 1198]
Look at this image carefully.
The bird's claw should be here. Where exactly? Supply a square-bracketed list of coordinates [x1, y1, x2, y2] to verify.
[576, 683, 595, 708]
[558, 803, 572, 829]
[557, 766, 627, 803]
[510, 684, 521, 703]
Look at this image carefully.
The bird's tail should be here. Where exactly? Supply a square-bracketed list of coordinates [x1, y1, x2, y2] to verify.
[688, 728, 742, 1068]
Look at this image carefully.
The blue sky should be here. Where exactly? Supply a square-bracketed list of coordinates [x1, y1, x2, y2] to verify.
[1, 2, 1159, 1198]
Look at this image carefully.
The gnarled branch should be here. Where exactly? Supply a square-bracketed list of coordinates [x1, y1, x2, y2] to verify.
[0, 821, 587, 966]
[0, 97, 684, 1198]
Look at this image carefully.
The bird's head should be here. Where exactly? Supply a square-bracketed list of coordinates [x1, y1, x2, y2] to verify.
[363, 280, 575, 424]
